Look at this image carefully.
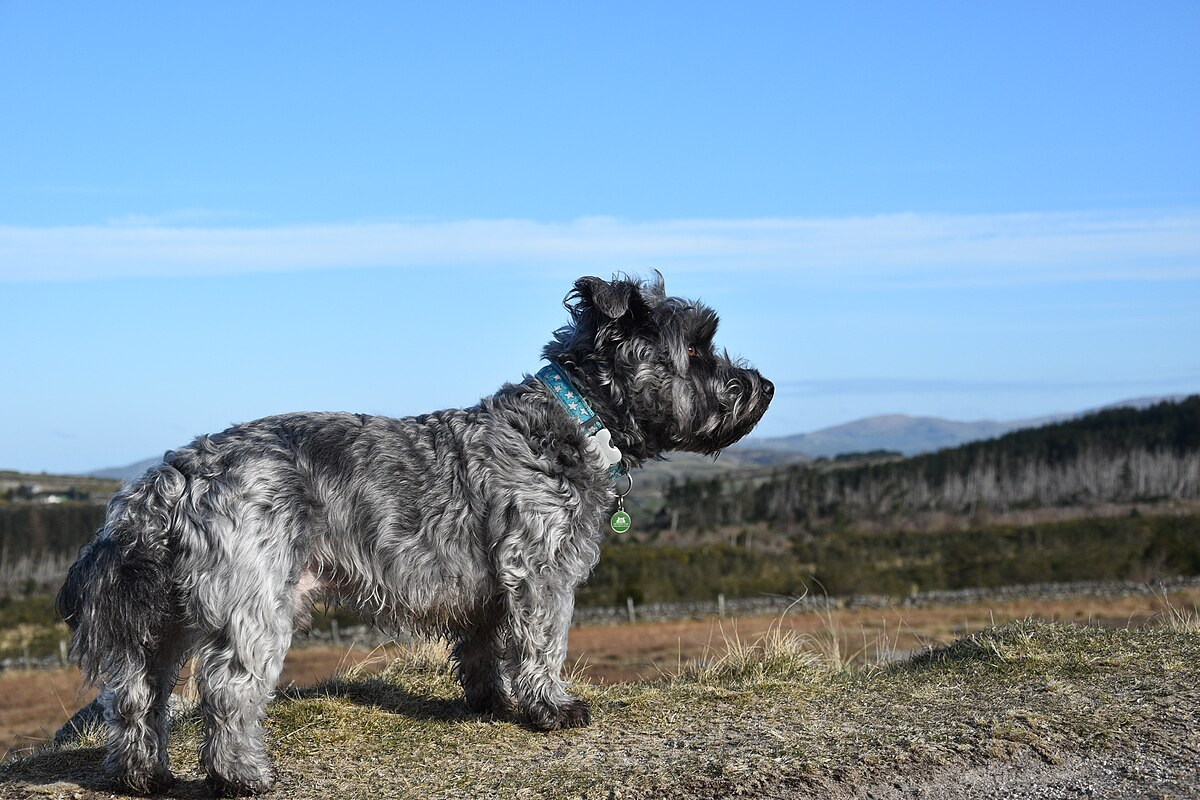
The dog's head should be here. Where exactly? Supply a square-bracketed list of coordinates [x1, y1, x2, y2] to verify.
[543, 273, 773, 465]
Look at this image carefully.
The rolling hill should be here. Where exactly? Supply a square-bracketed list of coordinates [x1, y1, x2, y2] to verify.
[741, 394, 1189, 458]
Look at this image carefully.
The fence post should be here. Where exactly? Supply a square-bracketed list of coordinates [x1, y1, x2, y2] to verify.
[331, 618, 341, 647]
[60, 639, 68, 666]
[718, 593, 726, 618]
[626, 596, 636, 624]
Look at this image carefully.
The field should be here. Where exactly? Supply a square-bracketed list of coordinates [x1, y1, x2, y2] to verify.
[3, 588, 1196, 760]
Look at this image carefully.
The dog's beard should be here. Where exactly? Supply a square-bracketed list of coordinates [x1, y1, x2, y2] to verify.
[663, 370, 773, 455]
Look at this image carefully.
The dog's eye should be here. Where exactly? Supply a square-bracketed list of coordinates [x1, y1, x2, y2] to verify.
[687, 346, 699, 358]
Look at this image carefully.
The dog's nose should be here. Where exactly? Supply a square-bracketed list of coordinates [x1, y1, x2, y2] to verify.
[762, 378, 775, 398]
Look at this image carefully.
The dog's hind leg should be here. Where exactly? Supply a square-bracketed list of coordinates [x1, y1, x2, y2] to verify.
[102, 624, 191, 794]
[195, 611, 290, 797]
[192, 561, 295, 798]
[451, 601, 513, 716]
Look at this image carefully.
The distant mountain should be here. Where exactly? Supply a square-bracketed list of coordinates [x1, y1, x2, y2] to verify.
[742, 395, 1190, 458]
[744, 414, 1056, 458]
[88, 457, 163, 483]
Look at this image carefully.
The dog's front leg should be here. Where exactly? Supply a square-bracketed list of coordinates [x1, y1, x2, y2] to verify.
[502, 572, 590, 730]
[451, 601, 515, 716]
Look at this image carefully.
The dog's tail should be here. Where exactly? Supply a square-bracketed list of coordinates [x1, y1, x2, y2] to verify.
[56, 462, 185, 683]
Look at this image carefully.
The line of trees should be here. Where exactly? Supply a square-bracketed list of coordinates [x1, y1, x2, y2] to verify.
[0, 503, 104, 558]
[656, 397, 1200, 533]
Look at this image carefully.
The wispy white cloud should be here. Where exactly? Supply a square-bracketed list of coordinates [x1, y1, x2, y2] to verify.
[781, 374, 1200, 398]
[2, 209, 1198, 283]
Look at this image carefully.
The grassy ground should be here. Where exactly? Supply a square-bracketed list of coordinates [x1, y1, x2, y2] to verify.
[2, 615, 1197, 799]
[4, 589, 1195, 757]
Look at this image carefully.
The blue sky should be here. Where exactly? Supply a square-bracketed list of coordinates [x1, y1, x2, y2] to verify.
[2, 2, 1198, 474]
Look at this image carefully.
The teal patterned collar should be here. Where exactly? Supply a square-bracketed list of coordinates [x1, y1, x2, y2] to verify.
[536, 363, 625, 478]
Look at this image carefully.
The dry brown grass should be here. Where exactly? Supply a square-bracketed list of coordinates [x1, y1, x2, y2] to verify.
[566, 587, 1200, 682]
[1159, 591, 1200, 633]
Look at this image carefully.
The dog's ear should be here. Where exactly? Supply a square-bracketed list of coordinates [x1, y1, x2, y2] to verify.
[571, 275, 653, 321]
[573, 276, 632, 319]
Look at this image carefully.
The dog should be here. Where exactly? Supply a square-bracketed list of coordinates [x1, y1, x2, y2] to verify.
[57, 273, 773, 795]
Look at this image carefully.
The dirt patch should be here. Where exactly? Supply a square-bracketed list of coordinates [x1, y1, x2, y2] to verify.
[843, 746, 1200, 800]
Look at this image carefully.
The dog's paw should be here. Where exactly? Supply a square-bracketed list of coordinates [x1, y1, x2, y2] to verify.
[465, 688, 516, 717]
[557, 698, 592, 728]
[116, 769, 175, 796]
[526, 697, 592, 730]
[205, 768, 275, 797]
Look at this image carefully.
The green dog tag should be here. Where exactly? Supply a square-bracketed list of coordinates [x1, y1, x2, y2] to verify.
[611, 476, 633, 533]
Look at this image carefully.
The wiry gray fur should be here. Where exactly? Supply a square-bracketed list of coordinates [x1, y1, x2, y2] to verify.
[56, 273, 773, 796]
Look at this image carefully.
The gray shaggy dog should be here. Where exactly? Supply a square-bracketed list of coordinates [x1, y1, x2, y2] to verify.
[57, 273, 773, 796]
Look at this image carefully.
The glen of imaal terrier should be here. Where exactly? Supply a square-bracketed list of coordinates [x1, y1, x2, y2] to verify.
[59, 273, 773, 795]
